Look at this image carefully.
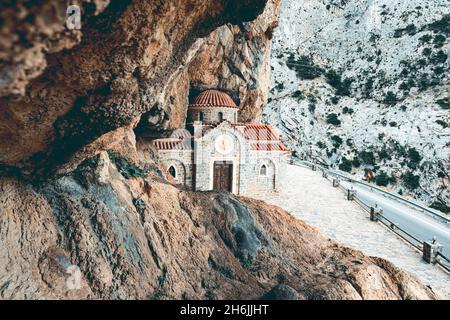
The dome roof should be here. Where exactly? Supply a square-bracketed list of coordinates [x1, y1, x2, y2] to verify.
[190, 90, 238, 109]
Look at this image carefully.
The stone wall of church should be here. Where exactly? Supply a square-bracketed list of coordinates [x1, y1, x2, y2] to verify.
[194, 124, 248, 193]
[157, 150, 194, 189]
[239, 151, 288, 195]
[188, 107, 237, 123]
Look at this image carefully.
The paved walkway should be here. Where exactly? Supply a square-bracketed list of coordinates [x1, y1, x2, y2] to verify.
[250, 165, 450, 298]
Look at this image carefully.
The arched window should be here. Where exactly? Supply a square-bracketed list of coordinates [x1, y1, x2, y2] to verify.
[168, 165, 176, 178]
[218, 112, 223, 122]
[260, 164, 267, 176]
[199, 111, 205, 121]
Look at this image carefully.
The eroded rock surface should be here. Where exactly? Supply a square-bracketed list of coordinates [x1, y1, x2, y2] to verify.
[0, 151, 440, 299]
[0, 0, 271, 172]
[0, 0, 442, 301]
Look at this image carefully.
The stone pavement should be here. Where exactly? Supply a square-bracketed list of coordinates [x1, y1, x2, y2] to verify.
[250, 165, 450, 298]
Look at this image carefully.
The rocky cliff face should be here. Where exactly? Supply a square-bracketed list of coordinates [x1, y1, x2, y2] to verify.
[0, 0, 272, 173]
[265, 0, 449, 208]
[0, 0, 441, 300]
[0, 149, 439, 299]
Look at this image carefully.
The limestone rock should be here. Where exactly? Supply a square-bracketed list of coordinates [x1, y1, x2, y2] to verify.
[261, 284, 305, 300]
[0, 153, 441, 299]
[0, 0, 271, 173]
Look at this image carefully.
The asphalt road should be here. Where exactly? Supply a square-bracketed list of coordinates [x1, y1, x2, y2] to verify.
[339, 180, 450, 259]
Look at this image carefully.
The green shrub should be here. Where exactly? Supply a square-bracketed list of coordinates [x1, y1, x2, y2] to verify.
[430, 50, 448, 64]
[419, 34, 432, 43]
[359, 151, 375, 165]
[427, 14, 450, 35]
[346, 139, 354, 147]
[291, 90, 305, 100]
[316, 141, 326, 149]
[384, 91, 398, 105]
[399, 79, 415, 92]
[286, 54, 322, 79]
[342, 107, 354, 114]
[436, 120, 448, 128]
[394, 24, 417, 38]
[433, 34, 446, 47]
[331, 135, 343, 148]
[422, 47, 432, 56]
[436, 97, 450, 109]
[364, 78, 374, 97]
[275, 82, 284, 91]
[352, 158, 361, 168]
[378, 149, 391, 161]
[331, 96, 340, 105]
[325, 70, 353, 96]
[339, 157, 353, 172]
[402, 171, 420, 190]
[326, 113, 341, 126]
[375, 171, 390, 187]
[107, 150, 145, 179]
[430, 202, 450, 214]
[408, 148, 422, 163]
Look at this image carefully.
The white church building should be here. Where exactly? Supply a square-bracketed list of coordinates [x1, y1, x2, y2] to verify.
[153, 89, 290, 195]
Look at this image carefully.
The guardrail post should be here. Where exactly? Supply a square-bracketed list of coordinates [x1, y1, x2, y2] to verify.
[322, 171, 328, 179]
[312, 165, 317, 171]
[347, 188, 356, 201]
[423, 237, 443, 264]
[332, 178, 340, 188]
[370, 207, 378, 222]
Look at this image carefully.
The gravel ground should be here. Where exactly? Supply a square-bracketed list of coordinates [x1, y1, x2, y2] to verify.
[250, 165, 450, 299]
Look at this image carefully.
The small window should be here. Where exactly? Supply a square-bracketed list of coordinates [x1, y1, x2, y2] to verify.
[218, 112, 223, 122]
[260, 164, 267, 176]
[168, 165, 176, 178]
[199, 111, 205, 121]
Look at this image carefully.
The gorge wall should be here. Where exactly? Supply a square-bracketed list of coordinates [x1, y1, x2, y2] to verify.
[0, 0, 442, 299]
[265, 0, 449, 209]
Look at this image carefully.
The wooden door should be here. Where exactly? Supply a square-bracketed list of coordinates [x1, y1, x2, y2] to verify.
[213, 161, 233, 192]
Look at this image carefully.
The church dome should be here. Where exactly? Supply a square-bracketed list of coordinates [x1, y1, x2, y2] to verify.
[190, 90, 238, 109]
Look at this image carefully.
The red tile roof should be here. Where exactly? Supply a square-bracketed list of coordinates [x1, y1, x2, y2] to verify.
[243, 124, 280, 141]
[250, 142, 290, 152]
[153, 139, 192, 150]
[154, 123, 289, 153]
[190, 90, 238, 109]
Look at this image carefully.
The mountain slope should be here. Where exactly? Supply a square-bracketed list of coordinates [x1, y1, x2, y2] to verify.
[264, 0, 449, 208]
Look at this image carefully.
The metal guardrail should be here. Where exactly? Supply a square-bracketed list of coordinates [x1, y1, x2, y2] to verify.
[291, 159, 450, 272]
[437, 253, 450, 273]
[293, 159, 450, 224]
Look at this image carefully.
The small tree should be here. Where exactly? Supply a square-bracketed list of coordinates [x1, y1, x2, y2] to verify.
[339, 157, 353, 172]
[359, 151, 375, 165]
[384, 91, 398, 105]
[402, 171, 420, 190]
[326, 113, 341, 126]
[286, 54, 322, 80]
[375, 171, 390, 187]
[331, 135, 343, 148]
